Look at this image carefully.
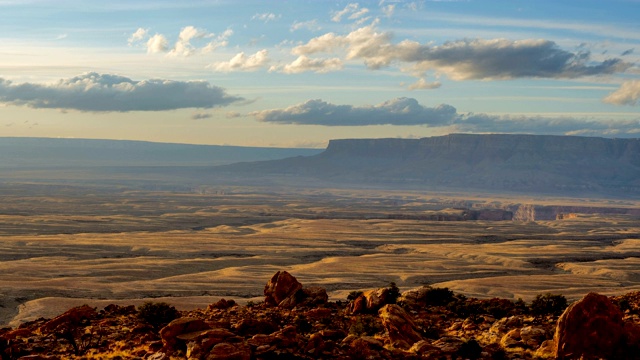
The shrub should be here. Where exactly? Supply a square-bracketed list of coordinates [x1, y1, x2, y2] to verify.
[530, 293, 567, 316]
[347, 290, 363, 301]
[349, 316, 382, 336]
[294, 315, 313, 334]
[456, 339, 482, 359]
[423, 287, 455, 306]
[386, 282, 400, 304]
[137, 302, 180, 329]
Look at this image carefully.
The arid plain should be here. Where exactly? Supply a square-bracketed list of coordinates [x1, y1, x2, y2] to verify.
[2, 182, 640, 328]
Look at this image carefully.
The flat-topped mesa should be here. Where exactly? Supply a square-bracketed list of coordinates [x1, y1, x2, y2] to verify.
[216, 133, 640, 195]
[323, 134, 640, 162]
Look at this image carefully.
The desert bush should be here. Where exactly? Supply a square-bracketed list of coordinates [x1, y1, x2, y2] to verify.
[347, 290, 363, 301]
[422, 287, 455, 306]
[294, 314, 313, 333]
[530, 293, 567, 316]
[137, 302, 180, 329]
[349, 315, 383, 336]
[386, 282, 400, 304]
[457, 339, 482, 359]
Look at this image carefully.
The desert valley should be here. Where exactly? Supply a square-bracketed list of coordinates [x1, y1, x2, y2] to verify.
[1, 135, 640, 358]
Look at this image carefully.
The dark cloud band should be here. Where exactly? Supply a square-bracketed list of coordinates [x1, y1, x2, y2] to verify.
[0, 72, 242, 112]
[251, 97, 640, 137]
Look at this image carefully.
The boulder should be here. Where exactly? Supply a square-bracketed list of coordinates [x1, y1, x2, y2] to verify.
[349, 287, 393, 314]
[208, 299, 236, 310]
[500, 328, 523, 348]
[263, 271, 303, 307]
[206, 342, 251, 360]
[38, 305, 97, 334]
[304, 332, 325, 356]
[554, 292, 626, 359]
[183, 329, 238, 359]
[300, 286, 329, 306]
[349, 294, 367, 314]
[378, 304, 423, 347]
[233, 319, 278, 336]
[520, 326, 547, 348]
[160, 317, 210, 351]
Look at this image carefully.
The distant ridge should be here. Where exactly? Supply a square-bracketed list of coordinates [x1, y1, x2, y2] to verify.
[0, 137, 322, 168]
[217, 134, 640, 196]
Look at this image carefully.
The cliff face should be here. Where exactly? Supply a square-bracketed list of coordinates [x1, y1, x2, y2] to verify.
[323, 134, 640, 164]
[218, 134, 640, 196]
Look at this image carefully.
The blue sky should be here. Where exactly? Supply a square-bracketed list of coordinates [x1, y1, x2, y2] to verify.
[0, 0, 639, 147]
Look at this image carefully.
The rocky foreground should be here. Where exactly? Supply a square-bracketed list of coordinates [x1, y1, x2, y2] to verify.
[2, 271, 640, 360]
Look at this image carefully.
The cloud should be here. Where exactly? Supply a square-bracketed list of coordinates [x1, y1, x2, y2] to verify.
[169, 26, 207, 57]
[290, 20, 321, 32]
[407, 78, 442, 90]
[456, 113, 640, 136]
[251, 97, 457, 126]
[381, 4, 395, 17]
[250, 97, 640, 136]
[621, 48, 634, 56]
[146, 34, 168, 53]
[202, 29, 233, 53]
[209, 49, 270, 72]
[403, 39, 632, 80]
[0, 72, 243, 112]
[293, 25, 632, 80]
[130, 26, 231, 56]
[252, 12, 280, 22]
[128, 27, 148, 45]
[277, 55, 343, 74]
[191, 112, 213, 120]
[603, 80, 640, 105]
[332, 3, 370, 23]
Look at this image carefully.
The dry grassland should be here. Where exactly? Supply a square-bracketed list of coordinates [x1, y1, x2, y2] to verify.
[1, 183, 639, 327]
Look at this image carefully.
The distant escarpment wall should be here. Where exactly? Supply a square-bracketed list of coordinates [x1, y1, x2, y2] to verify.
[320, 134, 640, 195]
[510, 204, 640, 221]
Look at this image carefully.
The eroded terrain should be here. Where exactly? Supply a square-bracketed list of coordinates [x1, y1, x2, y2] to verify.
[1, 183, 639, 327]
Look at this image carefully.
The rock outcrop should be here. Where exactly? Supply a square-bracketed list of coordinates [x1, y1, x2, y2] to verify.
[263, 270, 328, 308]
[554, 292, 632, 359]
[4, 273, 640, 360]
[378, 304, 423, 348]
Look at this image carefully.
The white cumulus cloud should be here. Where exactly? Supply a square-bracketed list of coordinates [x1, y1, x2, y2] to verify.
[128, 27, 148, 46]
[209, 49, 270, 72]
[146, 34, 169, 53]
[604, 80, 640, 105]
[278, 55, 343, 74]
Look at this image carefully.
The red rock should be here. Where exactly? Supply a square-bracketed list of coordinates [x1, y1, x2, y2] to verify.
[263, 271, 303, 308]
[233, 318, 278, 336]
[349, 294, 367, 314]
[305, 332, 325, 356]
[208, 298, 236, 310]
[300, 286, 328, 306]
[378, 304, 423, 347]
[500, 328, 523, 348]
[159, 317, 209, 351]
[38, 305, 97, 334]
[520, 326, 547, 348]
[207, 341, 251, 360]
[305, 308, 332, 320]
[554, 292, 626, 359]
[1, 328, 32, 340]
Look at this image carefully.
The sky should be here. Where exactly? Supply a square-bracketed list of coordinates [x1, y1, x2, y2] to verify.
[0, 0, 639, 148]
